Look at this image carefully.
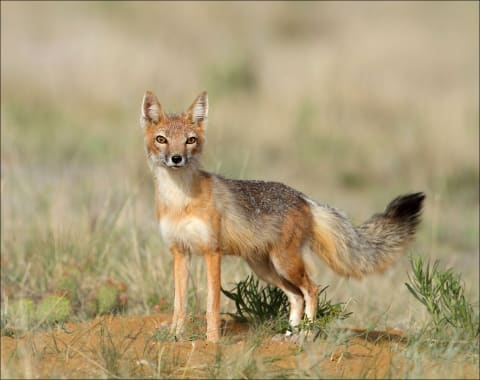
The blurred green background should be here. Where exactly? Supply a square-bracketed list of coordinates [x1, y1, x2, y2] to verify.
[1, 1, 478, 326]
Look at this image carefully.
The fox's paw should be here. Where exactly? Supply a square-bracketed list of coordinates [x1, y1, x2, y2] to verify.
[271, 332, 304, 344]
[164, 320, 186, 341]
[272, 329, 320, 344]
[271, 333, 287, 342]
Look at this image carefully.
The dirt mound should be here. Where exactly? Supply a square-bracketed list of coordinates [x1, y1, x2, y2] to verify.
[0, 314, 476, 378]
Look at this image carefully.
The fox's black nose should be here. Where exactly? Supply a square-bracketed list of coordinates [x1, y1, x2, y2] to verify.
[171, 155, 183, 164]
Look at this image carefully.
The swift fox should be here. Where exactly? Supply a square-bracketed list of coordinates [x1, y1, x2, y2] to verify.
[140, 90, 425, 342]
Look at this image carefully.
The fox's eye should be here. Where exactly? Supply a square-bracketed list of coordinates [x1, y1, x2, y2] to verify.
[156, 135, 167, 144]
[186, 136, 197, 144]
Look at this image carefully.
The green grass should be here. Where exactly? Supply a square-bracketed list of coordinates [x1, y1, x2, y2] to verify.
[405, 255, 479, 340]
[221, 274, 351, 336]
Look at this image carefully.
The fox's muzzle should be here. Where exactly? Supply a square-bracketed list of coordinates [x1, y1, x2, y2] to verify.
[165, 154, 187, 168]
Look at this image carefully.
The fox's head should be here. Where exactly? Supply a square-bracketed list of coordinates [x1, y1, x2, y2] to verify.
[140, 91, 208, 169]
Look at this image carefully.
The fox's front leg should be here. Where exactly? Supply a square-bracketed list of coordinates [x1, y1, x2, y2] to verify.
[171, 244, 190, 338]
[205, 252, 221, 342]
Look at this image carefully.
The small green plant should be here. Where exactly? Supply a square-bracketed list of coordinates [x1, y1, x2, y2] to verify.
[222, 275, 289, 326]
[405, 255, 479, 338]
[4, 298, 36, 330]
[57, 267, 82, 305]
[221, 274, 351, 334]
[36, 295, 71, 324]
[97, 282, 120, 315]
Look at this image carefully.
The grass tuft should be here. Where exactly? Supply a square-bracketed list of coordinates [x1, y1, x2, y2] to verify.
[221, 274, 351, 335]
[405, 255, 479, 339]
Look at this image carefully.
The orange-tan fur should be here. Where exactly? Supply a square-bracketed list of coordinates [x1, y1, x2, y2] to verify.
[140, 90, 425, 342]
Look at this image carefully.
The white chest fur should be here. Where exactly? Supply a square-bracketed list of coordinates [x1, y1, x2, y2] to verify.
[159, 216, 212, 250]
[155, 167, 212, 250]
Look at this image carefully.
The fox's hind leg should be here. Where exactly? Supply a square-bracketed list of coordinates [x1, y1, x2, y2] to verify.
[246, 258, 305, 329]
[270, 248, 319, 324]
[270, 206, 319, 325]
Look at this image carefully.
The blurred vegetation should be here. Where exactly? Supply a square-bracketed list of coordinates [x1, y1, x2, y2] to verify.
[1, 1, 478, 334]
[206, 58, 258, 98]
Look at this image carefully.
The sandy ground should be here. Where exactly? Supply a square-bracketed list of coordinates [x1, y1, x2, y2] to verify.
[2, 314, 476, 379]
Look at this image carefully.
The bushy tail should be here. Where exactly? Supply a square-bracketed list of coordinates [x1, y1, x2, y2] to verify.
[308, 192, 425, 279]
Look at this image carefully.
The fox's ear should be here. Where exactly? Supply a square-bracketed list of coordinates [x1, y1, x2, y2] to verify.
[141, 91, 164, 127]
[185, 91, 208, 126]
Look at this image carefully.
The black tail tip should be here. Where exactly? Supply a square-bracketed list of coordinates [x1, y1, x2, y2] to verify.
[385, 192, 426, 222]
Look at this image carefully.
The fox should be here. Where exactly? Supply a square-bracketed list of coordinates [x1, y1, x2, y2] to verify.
[140, 90, 425, 343]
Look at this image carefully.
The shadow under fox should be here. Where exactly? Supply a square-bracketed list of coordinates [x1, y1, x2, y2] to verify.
[140, 90, 425, 342]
